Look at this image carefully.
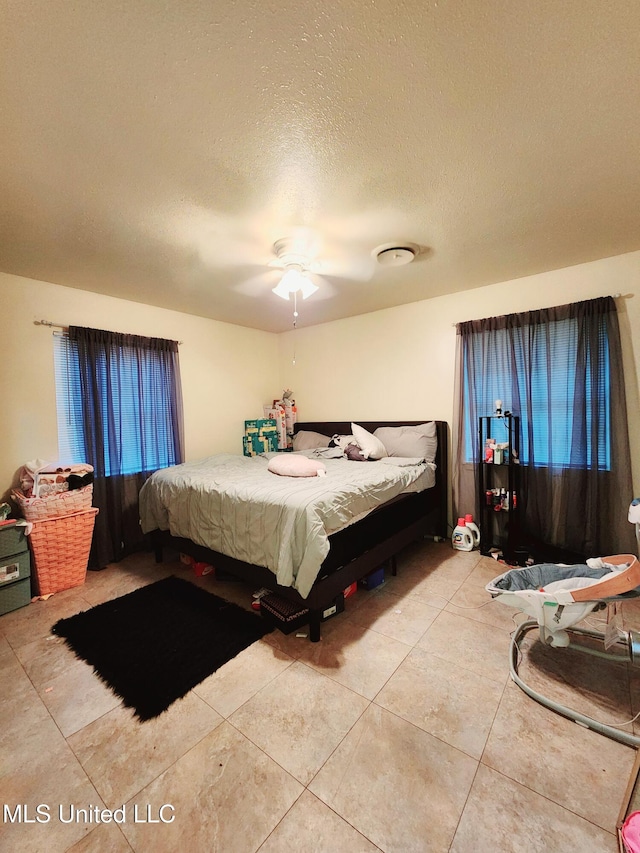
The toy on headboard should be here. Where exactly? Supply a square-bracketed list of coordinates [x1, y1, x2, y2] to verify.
[280, 390, 297, 448]
[329, 434, 356, 450]
[263, 390, 297, 449]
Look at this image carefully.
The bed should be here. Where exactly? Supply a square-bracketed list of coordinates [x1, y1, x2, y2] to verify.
[144, 420, 448, 641]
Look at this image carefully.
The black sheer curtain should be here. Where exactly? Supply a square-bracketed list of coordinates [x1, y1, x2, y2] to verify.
[452, 296, 635, 558]
[68, 326, 184, 568]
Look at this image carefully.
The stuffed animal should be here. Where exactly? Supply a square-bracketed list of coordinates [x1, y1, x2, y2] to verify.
[344, 444, 368, 462]
[329, 434, 357, 450]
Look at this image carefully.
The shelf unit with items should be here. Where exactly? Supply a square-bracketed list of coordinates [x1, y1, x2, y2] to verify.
[478, 414, 521, 558]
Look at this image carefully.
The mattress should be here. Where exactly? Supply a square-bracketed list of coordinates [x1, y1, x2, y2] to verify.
[139, 452, 432, 597]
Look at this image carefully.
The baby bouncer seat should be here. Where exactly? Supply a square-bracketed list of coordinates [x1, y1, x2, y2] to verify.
[487, 554, 640, 747]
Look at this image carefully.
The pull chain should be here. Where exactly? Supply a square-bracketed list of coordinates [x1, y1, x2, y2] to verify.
[292, 291, 298, 366]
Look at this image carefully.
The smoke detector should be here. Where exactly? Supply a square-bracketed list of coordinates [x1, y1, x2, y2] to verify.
[374, 244, 417, 267]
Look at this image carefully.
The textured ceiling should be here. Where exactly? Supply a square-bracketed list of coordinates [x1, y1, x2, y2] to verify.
[2, 1, 640, 332]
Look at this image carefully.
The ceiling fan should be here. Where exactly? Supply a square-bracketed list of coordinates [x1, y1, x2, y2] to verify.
[173, 206, 422, 305]
[230, 227, 378, 302]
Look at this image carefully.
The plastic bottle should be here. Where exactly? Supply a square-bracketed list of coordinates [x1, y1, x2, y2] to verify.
[452, 517, 474, 551]
[464, 514, 480, 549]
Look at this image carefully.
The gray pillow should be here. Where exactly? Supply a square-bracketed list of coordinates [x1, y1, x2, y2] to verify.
[373, 422, 437, 462]
[292, 430, 331, 451]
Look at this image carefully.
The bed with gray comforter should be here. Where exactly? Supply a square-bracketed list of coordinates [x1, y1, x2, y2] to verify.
[139, 451, 432, 598]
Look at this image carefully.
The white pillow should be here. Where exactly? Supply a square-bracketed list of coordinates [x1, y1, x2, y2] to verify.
[351, 423, 388, 460]
[374, 422, 437, 462]
[292, 430, 331, 451]
[268, 455, 327, 477]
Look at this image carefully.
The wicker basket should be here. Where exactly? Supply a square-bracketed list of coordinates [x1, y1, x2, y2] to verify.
[28, 507, 99, 595]
[12, 484, 93, 522]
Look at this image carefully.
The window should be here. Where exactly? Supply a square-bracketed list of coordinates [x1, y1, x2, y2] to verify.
[453, 296, 633, 558]
[461, 311, 611, 469]
[54, 331, 182, 476]
[54, 335, 86, 465]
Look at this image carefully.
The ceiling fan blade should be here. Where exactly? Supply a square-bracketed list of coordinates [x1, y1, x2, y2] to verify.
[314, 254, 376, 282]
[303, 273, 338, 301]
[174, 206, 276, 270]
[232, 269, 281, 297]
[317, 208, 420, 280]
[196, 237, 272, 270]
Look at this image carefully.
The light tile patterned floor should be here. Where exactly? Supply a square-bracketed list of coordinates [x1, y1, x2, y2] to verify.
[0, 542, 636, 852]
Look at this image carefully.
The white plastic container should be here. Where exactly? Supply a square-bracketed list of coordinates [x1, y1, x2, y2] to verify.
[464, 514, 480, 549]
[452, 517, 474, 551]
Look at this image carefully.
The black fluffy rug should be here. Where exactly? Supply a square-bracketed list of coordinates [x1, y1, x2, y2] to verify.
[51, 576, 272, 721]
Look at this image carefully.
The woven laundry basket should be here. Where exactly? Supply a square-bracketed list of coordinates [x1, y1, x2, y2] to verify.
[28, 507, 99, 595]
[13, 484, 93, 522]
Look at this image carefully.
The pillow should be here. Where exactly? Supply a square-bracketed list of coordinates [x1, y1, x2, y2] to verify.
[292, 430, 331, 452]
[268, 455, 327, 478]
[374, 422, 437, 462]
[344, 443, 368, 462]
[351, 423, 388, 460]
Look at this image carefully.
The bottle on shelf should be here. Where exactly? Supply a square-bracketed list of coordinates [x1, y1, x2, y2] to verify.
[464, 514, 480, 549]
[452, 517, 474, 551]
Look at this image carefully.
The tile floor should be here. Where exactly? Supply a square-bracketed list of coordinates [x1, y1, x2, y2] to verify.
[1, 541, 638, 852]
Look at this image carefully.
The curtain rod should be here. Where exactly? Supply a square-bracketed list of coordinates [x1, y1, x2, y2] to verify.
[34, 320, 183, 345]
[451, 293, 623, 326]
[34, 319, 67, 330]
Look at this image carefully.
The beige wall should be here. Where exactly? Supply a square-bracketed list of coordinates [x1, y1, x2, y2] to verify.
[279, 250, 640, 494]
[2, 250, 639, 502]
[0, 273, 279, 493]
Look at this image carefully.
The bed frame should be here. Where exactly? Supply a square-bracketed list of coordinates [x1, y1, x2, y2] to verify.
[152, 420, 448, 641]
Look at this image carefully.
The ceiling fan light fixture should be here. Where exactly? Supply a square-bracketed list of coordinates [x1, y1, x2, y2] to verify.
[272, 277, 294, 300]
[272, 265, 318, 300]
[298, 276, 319, 300]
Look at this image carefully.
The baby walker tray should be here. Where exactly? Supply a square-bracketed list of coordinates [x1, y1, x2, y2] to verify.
[487, 554, 640, 748]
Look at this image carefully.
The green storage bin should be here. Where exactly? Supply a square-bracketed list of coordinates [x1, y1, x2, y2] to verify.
[0, 521, 32, 614]
[0, 521, 28, 559]
[0, 577, 31, 615]
[0, 549, 30, 585]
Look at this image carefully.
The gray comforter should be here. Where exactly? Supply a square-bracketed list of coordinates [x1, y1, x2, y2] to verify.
[139, 452, 432, 598]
